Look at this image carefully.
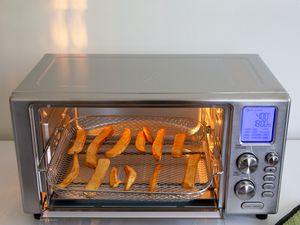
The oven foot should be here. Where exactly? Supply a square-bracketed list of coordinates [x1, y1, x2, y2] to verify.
[256, 214, 268, 220]
[33, 213, 41, 220]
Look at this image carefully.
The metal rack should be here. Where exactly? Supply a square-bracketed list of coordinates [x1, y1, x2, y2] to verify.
[45, 115, 223, 202]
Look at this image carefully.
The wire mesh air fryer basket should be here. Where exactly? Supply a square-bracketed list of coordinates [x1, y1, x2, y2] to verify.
[46, 115, 223, 201]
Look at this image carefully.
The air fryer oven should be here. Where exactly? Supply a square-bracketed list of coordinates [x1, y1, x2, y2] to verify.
[10, 54, 290, 219]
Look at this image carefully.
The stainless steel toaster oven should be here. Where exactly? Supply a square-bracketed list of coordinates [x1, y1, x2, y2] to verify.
[10, 54, 290, 220]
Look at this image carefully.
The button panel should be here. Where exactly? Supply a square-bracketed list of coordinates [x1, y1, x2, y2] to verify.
[262, 191, 274, 198]
[260, 157, 277, 200]
[234, 149, 280, 212]
[263, 175, 276, 181]
[241, 202, 264, 209]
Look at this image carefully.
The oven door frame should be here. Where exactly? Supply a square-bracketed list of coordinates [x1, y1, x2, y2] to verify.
[23, 101, 231, 218]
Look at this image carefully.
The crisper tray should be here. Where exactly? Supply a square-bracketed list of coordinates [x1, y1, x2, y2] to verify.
[47, 115, 218, 201]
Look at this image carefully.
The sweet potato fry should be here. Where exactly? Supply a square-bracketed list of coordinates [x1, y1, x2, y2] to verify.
[84, 158, 110, 198]
[135, 130, 146, 153]
[57, 153, 80, 188]
[182, 154, 201, 189]
[152, 128, 165, 161]
[85, 126, 114, 168]
[109, 166, 122, 188]
[171, 133, 186, 158]
[124, 165, 137, 191]
[143, 126, 153, 143]
[67, 129, 86, 155]
[149, 164, 161, 192]
[105, 128, 131, 158]
[87, 127, 103, 136]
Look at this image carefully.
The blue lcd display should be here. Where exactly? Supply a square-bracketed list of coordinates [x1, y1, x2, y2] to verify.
[241, 106, 276, 143]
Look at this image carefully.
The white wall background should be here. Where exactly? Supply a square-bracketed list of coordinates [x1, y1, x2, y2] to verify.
[0, 0, 299, 140]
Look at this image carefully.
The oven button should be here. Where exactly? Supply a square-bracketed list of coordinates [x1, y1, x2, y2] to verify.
[262, 191, 274, 198]
[264, 166, 277, 173]
[265, 152, 279, 166]
[235, 180, 256, 200]
[241, 202, 264, 209]
[262, 183, 275, 190]
[263, 175, 276, 181]
[237, 153, 258, 174]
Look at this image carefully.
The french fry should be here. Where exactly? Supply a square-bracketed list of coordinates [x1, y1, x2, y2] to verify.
[143, 126, 153, 143]
[171, 133, 186, 158]
[124, 165, 137, 191]
[182, 154, 201, 189]
[135, 131, 146, 153]
[67, 129, 86, 155]
[152, 128, 165, 161]
[57, 153, 80, 188]
[87, 127, 103, 136]
[105, 128, 131, 158]
[109, 166, 122, 188]
[149, 164, 161, 192]
[85, 126, 114, 168]
[84, 158, 110, 198]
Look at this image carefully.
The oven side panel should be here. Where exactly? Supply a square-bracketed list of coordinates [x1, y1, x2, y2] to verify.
[10, 100, 40, 214]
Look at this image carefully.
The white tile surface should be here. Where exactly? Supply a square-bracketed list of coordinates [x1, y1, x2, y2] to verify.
[0, 140, 299, 225]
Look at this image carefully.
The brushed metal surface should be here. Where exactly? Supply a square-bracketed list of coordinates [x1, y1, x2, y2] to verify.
[9, 101, 40, 213]
[42, 210, 223, 219]
[225, 100, 290, 214]
[12, 54, 287, 100]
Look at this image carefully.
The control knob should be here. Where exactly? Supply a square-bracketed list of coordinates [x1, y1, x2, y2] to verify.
[237, 153, 258, 174]
[265, 152, 279, 166]
[235, 180, 256, 200]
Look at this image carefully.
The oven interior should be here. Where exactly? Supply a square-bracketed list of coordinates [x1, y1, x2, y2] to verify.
[37, 107, 226, 213]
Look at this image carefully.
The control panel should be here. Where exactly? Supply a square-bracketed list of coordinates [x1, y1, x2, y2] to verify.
[234, 151, 279, 199]
[225, 103, 289, 215]
[229, 149, 281, 213]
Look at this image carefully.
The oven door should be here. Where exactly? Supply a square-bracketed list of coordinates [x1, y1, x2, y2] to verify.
[33, 105, 229, 218]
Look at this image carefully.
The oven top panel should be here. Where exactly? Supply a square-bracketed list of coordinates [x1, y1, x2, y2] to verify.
[15, 54, 286, 94]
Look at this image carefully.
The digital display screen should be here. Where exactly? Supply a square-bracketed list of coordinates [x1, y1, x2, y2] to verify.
[241, 106, 276, 143]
